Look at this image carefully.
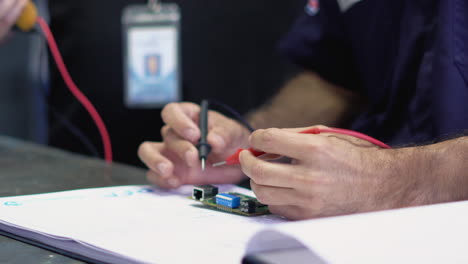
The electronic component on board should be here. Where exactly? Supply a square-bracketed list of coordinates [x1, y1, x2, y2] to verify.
[215, 193, 241, 209]
[240, 199, 257, 214]
[192, 185, 218, 201]
[189, 186, 270, 217]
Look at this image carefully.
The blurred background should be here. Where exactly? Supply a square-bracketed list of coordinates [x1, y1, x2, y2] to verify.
[0, 0, 305, 166]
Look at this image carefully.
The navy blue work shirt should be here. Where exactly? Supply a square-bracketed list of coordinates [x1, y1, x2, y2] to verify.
[280, 0, 468, 146]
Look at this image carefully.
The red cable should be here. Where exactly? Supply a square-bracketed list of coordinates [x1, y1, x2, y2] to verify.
[222, 127, 391, 166]
[37, 17, 113, 163]
[35, 18, 389, 166]
[300, 127, 391, 149]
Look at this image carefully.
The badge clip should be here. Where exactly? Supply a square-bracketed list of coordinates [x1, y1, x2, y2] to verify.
[148, 0, 162, 13]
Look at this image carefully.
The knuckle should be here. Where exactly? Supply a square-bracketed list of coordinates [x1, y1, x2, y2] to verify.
[180, 102, 200, 119]
[178, 144, 194, 157]
[259, 129, 274, 143]
[161, 103, 178, 122]
[252, 129, 275, 148]
[261, 128, 281, 146]
[160, 125, 169, 138]
[137, 141, 151, 157]
[253, 187, 272, 205]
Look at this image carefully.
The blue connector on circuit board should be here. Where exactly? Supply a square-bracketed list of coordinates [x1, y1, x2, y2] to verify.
[215, 193, 241, 208]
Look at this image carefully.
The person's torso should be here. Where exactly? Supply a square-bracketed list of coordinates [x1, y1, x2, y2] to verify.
[344, 0, 468, 145]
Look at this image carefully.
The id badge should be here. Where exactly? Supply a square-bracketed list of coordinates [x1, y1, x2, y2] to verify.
[122, 3, 181, 108]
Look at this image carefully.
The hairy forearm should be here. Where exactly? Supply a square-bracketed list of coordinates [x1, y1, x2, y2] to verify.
[385, 136, 468, 208]
[422, 136, 468, 202]
[247, 72, 361, 129]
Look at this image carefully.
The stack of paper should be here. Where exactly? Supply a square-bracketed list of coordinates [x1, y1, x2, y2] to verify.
[246, 200, 468, 263]
[2, 185, 468, 264]
[0, 185, 284, 264]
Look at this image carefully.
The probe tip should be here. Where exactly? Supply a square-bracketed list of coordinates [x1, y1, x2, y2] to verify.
[201, 158, 206, 171]
[212, 161, 226, 168]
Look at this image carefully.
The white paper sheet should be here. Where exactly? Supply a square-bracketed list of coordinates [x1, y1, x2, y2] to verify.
[0, 185, 285, 264]
[246, 201, 468, 264]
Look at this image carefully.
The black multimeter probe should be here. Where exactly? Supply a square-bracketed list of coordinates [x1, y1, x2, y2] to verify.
[197, 100, 211, 171]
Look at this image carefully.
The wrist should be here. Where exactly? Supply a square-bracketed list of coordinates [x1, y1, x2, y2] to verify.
[380, 137, 468, 209]
[429, 137, 468, 202]
[362, 147, 425, 210]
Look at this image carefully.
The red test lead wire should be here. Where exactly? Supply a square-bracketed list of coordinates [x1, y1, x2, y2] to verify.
[213, 127, 391, 167]
[37, 17, 113, 163]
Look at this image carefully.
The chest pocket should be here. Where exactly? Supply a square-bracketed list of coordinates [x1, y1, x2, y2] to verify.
[453, 0, 468, 85]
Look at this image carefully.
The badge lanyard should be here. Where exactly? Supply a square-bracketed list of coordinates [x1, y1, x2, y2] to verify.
[122, 0, 181, 108]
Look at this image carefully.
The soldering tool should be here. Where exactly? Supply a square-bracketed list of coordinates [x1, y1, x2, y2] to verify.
[197, 100, 211, 171]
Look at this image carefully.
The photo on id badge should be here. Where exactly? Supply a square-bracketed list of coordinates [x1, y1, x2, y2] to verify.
[126, 26, 179, 108]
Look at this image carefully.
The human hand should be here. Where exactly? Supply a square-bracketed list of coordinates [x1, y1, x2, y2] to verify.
[138, 102, 251, 189]
[0, 0, 27, 41]
[239, 125, 421, 220]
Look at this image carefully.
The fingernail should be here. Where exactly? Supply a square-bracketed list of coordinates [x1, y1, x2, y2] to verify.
[211, 133, 226, 149]
[185, 149, 197, 167]
[184, 128, 198, 141]
[168, 178, 180, 188]
[157, 163, 170, 177]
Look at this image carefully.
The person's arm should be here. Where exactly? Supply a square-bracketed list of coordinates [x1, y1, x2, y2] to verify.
[239, 126, 468, 220]
[397, 135, 468, 205]
[248, 71, 361, 129]
[0, 0, 27, 41]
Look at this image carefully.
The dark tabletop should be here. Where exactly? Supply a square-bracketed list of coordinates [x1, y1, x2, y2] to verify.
[0, 136, 148, 263]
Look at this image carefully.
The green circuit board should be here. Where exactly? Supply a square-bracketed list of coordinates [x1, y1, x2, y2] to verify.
[189, 185, 270, 217]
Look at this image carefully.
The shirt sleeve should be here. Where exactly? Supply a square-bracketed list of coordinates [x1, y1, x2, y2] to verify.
[278, 0, 357, 89]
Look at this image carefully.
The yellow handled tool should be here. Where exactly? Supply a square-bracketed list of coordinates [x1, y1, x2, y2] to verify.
[15, 1, 38, 32]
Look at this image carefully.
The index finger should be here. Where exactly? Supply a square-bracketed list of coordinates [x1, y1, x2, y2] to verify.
[161, 102, 201, 142]
[239, 150, 303, 188]
[249, 128, 327, 161]
[282, 125, 329, 134]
